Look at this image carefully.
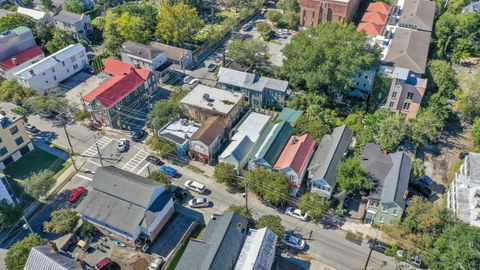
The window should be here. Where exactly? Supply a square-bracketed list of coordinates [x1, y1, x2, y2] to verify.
[53, 76, 57, 81]
[9, 126, 18, 135]
[0, 147, 7, 156]
[392, 208, 398, 216]
[15, 136, 24, 146]
[395, 79, 401, 86]
[406, 92, 414, 100]
[71, 56, 76, 62]
[403, 102, 411, 110]
[378, 215, 384, 223]
[382, 205, 387, 213]
[73, 64, 78, 70]
[391, 91, 397, 98]
[51, 67, 55, 73]
[389, 102, 394, 108]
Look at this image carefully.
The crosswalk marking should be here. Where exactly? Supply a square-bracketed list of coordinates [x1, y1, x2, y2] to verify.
[77, 174, 93, 181]
[122, 149, 149, 172]
[81, 136, 113, 158]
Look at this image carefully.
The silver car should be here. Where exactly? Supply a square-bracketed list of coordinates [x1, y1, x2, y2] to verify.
[188, 197, 209, 208]
[117, 138, 128, 152]
[282, 234, 305, 250]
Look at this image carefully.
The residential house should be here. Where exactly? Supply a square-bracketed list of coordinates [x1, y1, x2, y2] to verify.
[82, 58, 155, 129]
[217, 67, 290, 108]
[158, 118, 201, 156]
[277, 107, 303, 127]
[51, 11, 92, 40]
[0, 27, 44, 79]
[447, 153, 480, 227]
[17, 7, 51, 24]
[189, 116, 227, 165]
[120, 41, 172, 82]
[385, 67, 427, 119]
[24, 243, 83, 270]
[149, 41, 193, 69]
[0, 172, 17, 204]
[176, 211, 248, 270]
[180, 84, 243, 127]
[249, 121, 293, 170]
[362, 143, 411, 225]
[299, 0, 360, 27]
[308, 125, 353, 198]
[219, 112, 271, 173]
[462, 1, 480, 12]
[234, 228, 277, 270]
[0, 113, 33, 171]
[274, 134, 316, 196]
[77, 166, 175, 243]
[15, 44, 87, 92]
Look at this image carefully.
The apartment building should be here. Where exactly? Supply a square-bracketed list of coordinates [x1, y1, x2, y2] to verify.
[52, 11, 92, 40]
[120, 41, 171, 82]
[0, 113, 33, 170]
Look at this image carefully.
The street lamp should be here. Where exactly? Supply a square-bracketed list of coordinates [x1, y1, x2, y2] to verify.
[22, 215, 34, 234]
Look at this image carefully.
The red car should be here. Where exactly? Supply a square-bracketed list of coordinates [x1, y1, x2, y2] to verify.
[67, 186, 86, 203]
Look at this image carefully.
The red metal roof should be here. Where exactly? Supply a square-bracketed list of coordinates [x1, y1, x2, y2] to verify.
[0, 45, 44, 71]
[366, 2, 392, 15]
[357, 22, 385, 36]
[361, 11, 388, 25]
[274, 134, 315, 176]
[102, 58, 150, 80]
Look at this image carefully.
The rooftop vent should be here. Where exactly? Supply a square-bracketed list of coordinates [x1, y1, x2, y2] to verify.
[203, 93, 210, 101]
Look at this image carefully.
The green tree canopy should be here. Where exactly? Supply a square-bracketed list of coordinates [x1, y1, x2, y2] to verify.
[23, 93, 68, 115]
[256, 215, 284, 239]
[148, 171, 172, 187]
[63, 0, 85, 14]
[427, 60, 457, 97]
[378, 115, 408, 152]
[214, 163, 239, 188]
[227, 0, 257, 12]
[409, 108, 445, 144]
[473, 117, 480, 151]
[244, 168, 290, 206]
[0, 200, 21, 230]
[277, 23, 378, 97]
[454, 70, 480, 120]
[40, 0, 55, 11]
[6, 234, 48, 270]
[279, 11, 299, 30]
[0, 79, 37, 105]
[277, 0, 300, 11]
[147, 136, 176, 157]
[43, 209, 79, 234]
[155, 2, 204, 45]
[298, 192, 330, 220]
[228, 204, 254, 225]
[265, 10, 282, 24]
[112, 2, 158, 34]
[149, 88, 188, 128]
[226, 39, 270, 70]
[46, 29, 80, 53]
[411, 158, 426, 179]
[0, 14, 35, 33]
[23, 169, 55, 199]
[255, 21, 272, 39]
[337, 158, 372, 193]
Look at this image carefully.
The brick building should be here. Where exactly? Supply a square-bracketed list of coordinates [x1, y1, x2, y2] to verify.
[299, 0, 360, 27]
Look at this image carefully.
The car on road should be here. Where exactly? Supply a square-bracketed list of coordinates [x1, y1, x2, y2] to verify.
[117, 138, 129, 152]
[188, 197, 209, 208]
[67, 186, 86, 203]
[188, 78, 200, 89]
[148, 258, 164, 270]
[159, 165, 177, 177]
[285, 207, 308, 221]
[367, 239, 391, 254]
[242, 22, 253, 31]
[146, 155, 163, 165]
[409, 255, 423, 268]
[132, 130, 147, 142]
[172, 186, 188, 201]
[282, 233, 305, 250]
[184, 180, 206, 193]
[183, 75, 193, 84]
[207, 63, 218, 72]
[24, 123, 39, 133]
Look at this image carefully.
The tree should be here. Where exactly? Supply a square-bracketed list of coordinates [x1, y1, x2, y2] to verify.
[149, 88, 188, 128]
[378, 115, 407, 152]
[115, 12, 150, 44]
[34, 22, 53, 48]
[255, 21, 272, 39]
[411, 158, 425, 179]
[78, 221, 97, 239]
[228, 204, 254, 225]
[454, 70, 480, 120]
[277, 0, 300, 11]
[277, 23, 378, 97]
[243, 168, 290, 206]
[63, 0, 85, 14]
[227, 0, 257, 12]
[0, 14, 35, 33]
[24, 169, 55, 199]
[423, 224, 480, 270]
[337, 158, 372, 193]
[155, 2, 204, 45]
[279, 11, 299, 30]
[0, 79, 36, 105]
[102, 10, 123, 55]
[265, 10, 282, 24]
[147, 136, 176, 157]
[226, 39, 270, 70]
[112, 2, 158, 34]
[6, 234, 48, 270]
[427, 60, 457, 97]
[473, 118, 480, 151]
[40, 0, 55, 11]
[148, 171, 172, 187]
[214, 163, 238, 188]
[43, 209, 79, 234]
[46, 29, 80, 53]
[256, 215, 284, 239]
[409, 108, 445, 144]
[298, 192, 330, 220]
[23, 93, 68, 115]
[0, 200, 21, 230]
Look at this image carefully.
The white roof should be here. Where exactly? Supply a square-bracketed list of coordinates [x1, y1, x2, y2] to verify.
[17, 7, 47, 20]
[15, 44, 85, 79]
[158, 118, 201, 144]
[180, 84, 242, 115]
[234, 228, 277, 270]
[232, 112, 270, 143]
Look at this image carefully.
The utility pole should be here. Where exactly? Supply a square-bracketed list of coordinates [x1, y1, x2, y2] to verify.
[147, 166, 151, 177]
[364, 238, 375, 269]
[22, 215, 33, 234]
[93, 134, 104, 167]
[244, 182, 248, 213]
[63, 124, 78, 171]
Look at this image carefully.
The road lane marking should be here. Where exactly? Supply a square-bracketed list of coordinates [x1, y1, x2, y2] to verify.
[77, 174, 93, 181]
[122, 149, 149, 172]
[137, 162, 150, 175]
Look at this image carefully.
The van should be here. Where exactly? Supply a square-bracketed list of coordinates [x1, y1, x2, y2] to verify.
[184, 180, 206, 193]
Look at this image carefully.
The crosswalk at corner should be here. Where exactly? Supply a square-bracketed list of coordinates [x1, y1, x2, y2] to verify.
[122, 149, 149, 172]
[81, 136, 113, 159]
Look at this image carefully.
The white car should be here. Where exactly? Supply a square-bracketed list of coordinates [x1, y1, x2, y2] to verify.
[282, 233, 305, 250]
[188, 197, 209, 208]
[286, 207, 308, 221]
[184, 180, 206, 193]
[188, 78, 200, 89]
[148, 258, 164, 270]
[117, 138, 129, 152]
[183, 75, 193, 84]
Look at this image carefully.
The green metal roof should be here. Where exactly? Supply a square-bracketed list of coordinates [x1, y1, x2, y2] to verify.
[11, 26, 31, 36]
[277, 108, 303, 127]
[250, 121, 293, 167]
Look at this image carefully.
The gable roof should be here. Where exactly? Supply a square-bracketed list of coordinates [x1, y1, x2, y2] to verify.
[176, 212, 247, 270]
[190, 116, 227, 146]
[217, 67, 289, 93]
[102, 57, 150, 80]
[362, 12, 388, 25]
[17, 7, 48, 20]
[367, 2, 392, 14]
[219, 134, 254, 164]
[149, 41, 191, 61]
[308, 125, 353, 187]
[122, 41, 164, 61]
[250, 121, 293, 167]
[24, 245, 82, 270]
[274, 134, 315, 176]
[398, 0, 435, 32]
[357, 22, 385, 36]
[0, 45, 43, 71]
[52, 11, 86, 24]
[384, 28, 431, 74]
[277, 107, 303, 127]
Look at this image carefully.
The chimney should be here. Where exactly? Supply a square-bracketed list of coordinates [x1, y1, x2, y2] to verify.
[11, 57, 17, 66]
[48, 241, 59, 253]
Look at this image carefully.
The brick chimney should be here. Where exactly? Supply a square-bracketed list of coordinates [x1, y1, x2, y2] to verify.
[48, 241, 59, 253]
[11, 58, 17, 66]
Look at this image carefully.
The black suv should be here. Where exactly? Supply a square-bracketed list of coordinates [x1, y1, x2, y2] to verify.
[132, 130, 147, 142]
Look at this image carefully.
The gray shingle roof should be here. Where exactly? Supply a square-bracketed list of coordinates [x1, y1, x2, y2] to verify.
[52, 11, 84, 24]
[308, 125, 353, 187]
[384, 28, 431, 74]
[462, 1, 480, 12]
[218, 67, 289, 93]
[398, 0, 436, 32]
[149, 41, 190, 61]
[122, 41, 164, 61]
[176, 212, 248, 270]
[24, 245, 82, 270]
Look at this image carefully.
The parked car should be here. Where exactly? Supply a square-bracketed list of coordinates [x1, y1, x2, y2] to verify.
[242, 22, 253, 31]
[146, 155, 163, 165]
[188, 197, 209, 208]
[282, 233, 305, 250]
[183, 75, 193, 84]
[95, 258, 112, 270]
[159, 165, 177, 177]
[117, 138, 129, 152]
[410, 180, 433, 198]
[367, 239, 391, 254]
[67, 186, 86, 203]
[285, 207, 308, 221]
[184, 180, 206, 193]
[132, 130, 147, 142]
[409, 255, 423, 268]
[148, 258, 164, 270]
[172, 186, 188, 201]
[207, 63, 218, 72]
[188, 78, 200, 89]
[24, 123, 38, 133]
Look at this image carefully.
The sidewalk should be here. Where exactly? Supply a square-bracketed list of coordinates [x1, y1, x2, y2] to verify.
[341, 222, 391, 243]
[32, 138, 70, 161]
